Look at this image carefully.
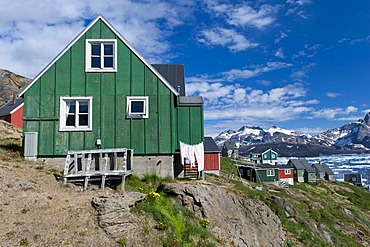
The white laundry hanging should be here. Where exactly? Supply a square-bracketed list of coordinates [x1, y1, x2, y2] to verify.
[179, 141, 204, 172]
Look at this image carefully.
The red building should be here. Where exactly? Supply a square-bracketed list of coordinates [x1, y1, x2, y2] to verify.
[204, 137, 220, 175]
[0, 97, 24, 129]
[277, 166, 294, 185]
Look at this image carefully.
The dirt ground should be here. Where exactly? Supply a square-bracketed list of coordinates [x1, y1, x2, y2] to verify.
[0, 120, 122, 247]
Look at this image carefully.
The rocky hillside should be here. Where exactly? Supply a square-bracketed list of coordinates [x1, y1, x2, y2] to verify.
[215, 112, 370, 157]
[0, 121, 369, 246]
[0, 69, 31, 106]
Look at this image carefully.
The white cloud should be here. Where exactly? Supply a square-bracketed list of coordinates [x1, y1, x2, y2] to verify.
[0, 0, 192, 77]
[198, 27, 258, 52]
[286, 0, 312, 19]
[206, 1, 279, 29]
[310, 106, 358, 119]
[326, 92, 342, 98]
[275, 48, 285, 58]
[274, 31, 289, 43]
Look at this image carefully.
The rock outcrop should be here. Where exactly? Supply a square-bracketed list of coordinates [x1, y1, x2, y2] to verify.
[92, 192, 147, 246]
[158, 182, 285, 247]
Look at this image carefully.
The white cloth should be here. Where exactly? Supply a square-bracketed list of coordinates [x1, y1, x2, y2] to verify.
[179, 141, 204, 171]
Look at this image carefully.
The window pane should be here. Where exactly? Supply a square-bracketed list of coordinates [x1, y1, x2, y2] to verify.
[91, 44, 101, 55]
[68, 103, 76, 113]
[66, 115, 75, 126]
[104, 57, 113, 68]
[79, 115, 88, 126]
[91, 57, 101, 68]
[131, 101, 144, 113]
[79, 103, 88, 113]
[104, 44, 113, 55]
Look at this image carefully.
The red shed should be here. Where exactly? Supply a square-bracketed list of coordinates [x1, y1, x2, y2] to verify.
[0, 97, 24, 129]
[204, 137, 220, 175]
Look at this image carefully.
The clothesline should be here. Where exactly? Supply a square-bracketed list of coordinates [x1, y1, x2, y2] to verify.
[179, 141, 204, 172]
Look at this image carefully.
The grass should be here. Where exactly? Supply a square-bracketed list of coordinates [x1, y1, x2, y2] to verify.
[126, 174, 218, 246]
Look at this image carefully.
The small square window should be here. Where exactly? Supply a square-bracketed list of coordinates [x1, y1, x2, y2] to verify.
[284, 169, 291, 175]
[267, 170, 275, 177]
[60, 97, 92, 131]
[86, 39, 117, 72]
[127, 96, 149, 118]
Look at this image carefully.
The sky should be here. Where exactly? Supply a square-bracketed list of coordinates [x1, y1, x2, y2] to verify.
[1, 0, 370, 137]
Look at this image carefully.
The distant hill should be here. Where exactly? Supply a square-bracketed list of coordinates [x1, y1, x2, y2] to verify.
[0, 69, 31, 106]
[215, 112, 370, 157]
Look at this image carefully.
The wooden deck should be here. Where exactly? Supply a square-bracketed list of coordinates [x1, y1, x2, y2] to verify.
[63, 148, 133, 191]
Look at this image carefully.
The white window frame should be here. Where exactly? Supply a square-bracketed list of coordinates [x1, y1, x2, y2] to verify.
[126, 96, 149, 119]
[267, 169, 275, 177]
[85, 39, 117, 72]
[59, 97, 92, 131]
[284, 169, 291, 175]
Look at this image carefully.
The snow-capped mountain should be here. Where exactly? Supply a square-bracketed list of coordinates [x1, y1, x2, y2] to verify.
[214, 112, 370, 157]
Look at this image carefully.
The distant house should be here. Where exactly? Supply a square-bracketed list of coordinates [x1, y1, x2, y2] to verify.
[0, 96, 24, 129]
[222, 141, 238, 158]
[344, 174, 362, 187]
[288, 159, 316, 183]
[250, 149, 278, 164]
[238, 164, 279, 184]
[312, 162, 336, 181]
[203, 137, 220, 175]
[277, 165, 294, 185]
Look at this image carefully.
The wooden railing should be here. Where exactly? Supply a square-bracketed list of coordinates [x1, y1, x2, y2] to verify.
[63, 148, 133, 191]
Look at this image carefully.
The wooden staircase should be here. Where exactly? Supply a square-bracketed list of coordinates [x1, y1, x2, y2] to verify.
[63, 148, 133, 190]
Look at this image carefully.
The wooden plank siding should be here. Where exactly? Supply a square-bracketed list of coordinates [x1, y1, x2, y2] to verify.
[23, 18, 203, 157]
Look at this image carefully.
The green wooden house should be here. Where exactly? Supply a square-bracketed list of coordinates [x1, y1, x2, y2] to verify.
[238, 164, 279, 184]
[288, 159, 316, 183]
[250, 149, 278, 164]
[19, 16, 203, 178]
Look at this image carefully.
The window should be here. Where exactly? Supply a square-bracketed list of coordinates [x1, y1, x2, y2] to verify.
[126, 96, 149, 118]
[267, 169, 275, 177]
[86, 39, 117, 72]
[60, 97, 92, 131]
[284, 169, 291, 175]
[272, 154, 276, 158]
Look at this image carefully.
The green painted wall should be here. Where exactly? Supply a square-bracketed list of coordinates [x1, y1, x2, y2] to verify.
[23, 19, 203, 156]
[255, 169, 279, 183]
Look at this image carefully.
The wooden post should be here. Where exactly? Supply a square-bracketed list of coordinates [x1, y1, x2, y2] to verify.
[114, 152, 118, 170]
[84, 154, 92, 190]
[101, 153, 108, 190]
[64, 155, 71, 184]
[74, 154, 78, 173]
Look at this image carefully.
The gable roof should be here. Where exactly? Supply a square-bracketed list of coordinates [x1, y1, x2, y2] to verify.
[289, 159, 315, 173]
[312, 163, 326, 173]
[223, 140, 238, 150]
[0, 98, 24, 116]
[204, 137, 220, 153]
[262, 149, 278, 155]
[318, 162, 335, 175]
[18, 15, 179, 97]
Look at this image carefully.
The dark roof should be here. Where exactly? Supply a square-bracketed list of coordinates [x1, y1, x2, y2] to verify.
[0, 98, 24, 117]
[178, 96, 203, 106]
[223, 140, 238, 150]
[312, 163, 326, 173]
[289, 159, 315, 173]
[320, 163, 335, 175]
[152, 64, 185, 96]
[204, 137, 220, 153]
[344, 174, 362, 184]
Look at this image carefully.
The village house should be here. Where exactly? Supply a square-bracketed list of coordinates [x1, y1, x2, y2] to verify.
[250, 148, 278, 164]
[312, 162, 336, 181]
[288, 159, 316, 183]
[221, 140, 238, 158]
[203, 137, 220, 176]
[18, 16, 204, 179]
[238, 164, 294, 185]
[0, 96, 24, 129]
[344, 174, 362, 187]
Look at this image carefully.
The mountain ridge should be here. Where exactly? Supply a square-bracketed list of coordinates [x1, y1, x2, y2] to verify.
[215, 112, 370, 157]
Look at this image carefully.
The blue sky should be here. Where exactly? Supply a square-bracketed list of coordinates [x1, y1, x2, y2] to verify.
[1, 0, 370, 137]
